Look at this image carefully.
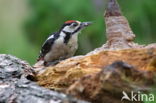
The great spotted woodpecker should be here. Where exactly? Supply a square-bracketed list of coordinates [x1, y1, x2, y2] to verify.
[37, 20, 92, 66]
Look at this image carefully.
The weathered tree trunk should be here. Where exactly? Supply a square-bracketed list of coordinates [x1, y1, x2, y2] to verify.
[34, 0, 156, 103]
[0, 54, 88, 103]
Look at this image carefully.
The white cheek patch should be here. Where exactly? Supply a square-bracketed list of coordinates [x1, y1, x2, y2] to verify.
[63, 25, 80, 33]
[63, 26, 74, 33]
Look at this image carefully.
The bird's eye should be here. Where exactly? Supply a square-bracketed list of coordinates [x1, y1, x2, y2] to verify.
[71, 23, 78, 27]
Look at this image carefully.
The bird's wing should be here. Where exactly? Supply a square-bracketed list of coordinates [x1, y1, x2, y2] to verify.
[37, 32, 59, 61]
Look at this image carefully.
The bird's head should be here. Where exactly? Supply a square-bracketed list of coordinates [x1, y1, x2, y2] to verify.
[60, 20, 92, 34]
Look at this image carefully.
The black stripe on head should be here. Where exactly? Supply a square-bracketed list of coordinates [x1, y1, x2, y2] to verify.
[59, 20, 78, 32]
[62, 31, 71, 44]
[62, 26, 81, 44]
[72, 26, 81, 34]
[59, 23, 71, 32]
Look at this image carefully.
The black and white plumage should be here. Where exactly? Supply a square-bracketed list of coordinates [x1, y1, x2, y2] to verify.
[37, 20, 92, 65]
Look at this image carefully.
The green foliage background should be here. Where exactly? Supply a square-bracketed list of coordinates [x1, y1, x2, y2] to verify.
[0, 0, 156, 64]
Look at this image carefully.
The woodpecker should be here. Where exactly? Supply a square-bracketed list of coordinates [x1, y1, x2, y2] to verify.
[37, 20, 92, 66]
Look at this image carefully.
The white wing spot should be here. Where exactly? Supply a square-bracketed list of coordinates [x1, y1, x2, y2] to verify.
[47, 35, 54, 40]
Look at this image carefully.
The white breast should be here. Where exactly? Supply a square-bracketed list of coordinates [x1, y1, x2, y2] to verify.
[67, 33, 78, 52]
[44, 33, 78, 62]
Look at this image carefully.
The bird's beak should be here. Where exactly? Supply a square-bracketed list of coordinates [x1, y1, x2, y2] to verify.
[80, 22, 92, 28]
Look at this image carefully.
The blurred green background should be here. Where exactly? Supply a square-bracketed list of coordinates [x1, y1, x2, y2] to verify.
[0, 0, 156, 64]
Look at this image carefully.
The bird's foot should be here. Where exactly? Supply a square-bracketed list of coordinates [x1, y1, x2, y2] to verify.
[44, 60, 60, 67]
